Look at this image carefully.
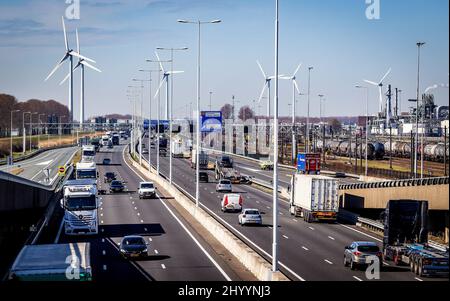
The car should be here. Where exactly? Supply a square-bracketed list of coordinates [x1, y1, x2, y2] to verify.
[104, 172, 116, 183]
[344, 241, 383, 270]
[335, 172, 346, 178]
[119, 235, 149, 259]
[221, 194, 243, 212]
[199, 172, 209, 183]
[219, 156, 233, 168]
[103, 158, 111, 165]
[240, 176, 253, 184]
[142, 148, 149, 154]
[159, 149, 168, 157]
[216, 179, 232, 193]
[260, 160, 274, 170]
[108, 141, 113, 149]
[138, 182, 156, 199]
[110, 180, 125, 193]
[239, 209, 262, 226]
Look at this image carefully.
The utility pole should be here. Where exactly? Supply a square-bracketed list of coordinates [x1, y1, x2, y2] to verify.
[415, 42, 425, 178]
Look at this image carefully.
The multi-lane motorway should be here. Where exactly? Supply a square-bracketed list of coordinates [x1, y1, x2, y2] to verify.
[56, 142, 237, 282]
[0, 147, 78, 185]
[140, 136, 445, 282]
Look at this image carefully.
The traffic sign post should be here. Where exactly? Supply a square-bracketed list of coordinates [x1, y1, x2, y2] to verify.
[58, 166, 66, 177]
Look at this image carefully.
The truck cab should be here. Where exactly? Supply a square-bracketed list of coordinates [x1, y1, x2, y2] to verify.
[81, 145, 96, 162]
[76, 162, 98, 182]
[61, 180, 99, 236]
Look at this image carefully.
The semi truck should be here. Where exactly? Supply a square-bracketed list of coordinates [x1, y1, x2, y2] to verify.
[215, 160, 243, 184]
[171, 140, 185, 158]
[191, 149, 209, 170]
[75, 162, 98, 182]
[61, 179, 99, 236]
[289, 174, 339, 222]
[81, 145, 96, 162]
[297, 153, 321, 174]
[8, 243, 92, 281]
[112, 134, 120, 145]
[382, 200, 449, 277]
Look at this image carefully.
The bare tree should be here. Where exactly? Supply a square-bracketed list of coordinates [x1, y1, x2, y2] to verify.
[238, 106, 255, 121]
[220, 104, 233, 120]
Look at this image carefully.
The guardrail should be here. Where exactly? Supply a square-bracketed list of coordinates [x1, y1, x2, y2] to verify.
[339, 176, 449, 190]
[0, 144, 77, 166]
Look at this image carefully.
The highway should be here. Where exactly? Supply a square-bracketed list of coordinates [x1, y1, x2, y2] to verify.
[0, 147, 78, 185]
[140, 136, 446, 282]
[56, 141, 235, 282]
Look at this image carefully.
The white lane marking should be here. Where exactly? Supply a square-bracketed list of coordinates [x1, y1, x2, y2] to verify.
[328, 236, 335, 241]
[154, 249, 159, 254]
[266, 206, 271, 209]
[130, 148, 304, 282]
[415, 277, 423, 282]
[324, 259, 333, 265]
[141, 220, 144, 223]
[101, 228, 105, 233]
[137, 213, 141, 216]
[256, 201, 260, 204]
[161, 264, 166, 269]
[102, 250, 106, 255]
[36, 160, 53, 166]
[100, 213, 104, 217]
[103, 265, 107, 271]
[308, 227, 315, 231]
[338, 223, 382, 242]
[101, 220, 104, 224]
[282, 235, 289, 239]
[279, 212, 284, 216]
[134, 207, 138, 210]
[149, 238, 152, 242]
[302, 246, 309, 251]
[144, 228, 148, 232]
[383, 262, 390, 266]
[353, 276, 363, 282]
[102, 238, 105, 243]
[292, 219, 298, 222]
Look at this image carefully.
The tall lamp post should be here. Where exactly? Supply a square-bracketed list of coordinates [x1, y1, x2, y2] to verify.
[156, 47, 189, 184]
[129, 85, 142, 158]
[22, 112, 31, 155]
[30, 112, 38, 151]
[356, 85, 369, 176]
[306, 66, 313, 153]
[415, 42, 425, 178]
[178, 18, 222, 207]
[10, 109, 20, 165]
[59, 115, 66, 146]
[38, 113, 46, 149]
[139, 69, 160, 173]
[133, 79, 150, 166]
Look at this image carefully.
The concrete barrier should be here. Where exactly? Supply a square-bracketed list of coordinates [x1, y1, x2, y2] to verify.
[126, 149, 289, 281]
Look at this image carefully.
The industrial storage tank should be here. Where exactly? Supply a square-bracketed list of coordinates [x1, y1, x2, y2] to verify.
[373, 142, 385, 160]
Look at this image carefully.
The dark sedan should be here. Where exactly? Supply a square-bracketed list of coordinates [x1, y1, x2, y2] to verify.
[104, 172, 116, 183]
[119, 235, 148, 259]
[110, 180, 125, 193]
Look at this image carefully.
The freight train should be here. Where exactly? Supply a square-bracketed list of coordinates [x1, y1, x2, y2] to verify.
[317, 139, 448, 162]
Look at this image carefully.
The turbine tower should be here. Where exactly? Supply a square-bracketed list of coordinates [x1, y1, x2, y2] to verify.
[256, 60, 285, 117]
[364, 68, 392, 119]
[45, 17, 96, 124]
[60, 29, 101, 126]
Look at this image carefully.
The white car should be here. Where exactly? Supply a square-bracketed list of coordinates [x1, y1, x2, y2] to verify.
[216, 179, 232, 193]
[239, 209, 263, 226]
[221, 194, 243, 212]
[138, 182, 157, 199]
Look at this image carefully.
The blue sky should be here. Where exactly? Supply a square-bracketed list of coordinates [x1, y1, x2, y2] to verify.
[0, 0, 448, 120]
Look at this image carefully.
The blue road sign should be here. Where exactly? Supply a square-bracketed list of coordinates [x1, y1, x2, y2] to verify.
[201, 111, 222, 133]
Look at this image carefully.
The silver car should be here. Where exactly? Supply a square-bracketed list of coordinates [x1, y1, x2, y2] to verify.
[239, 209, 262, 226]
[216, 179, 232, 193]
[344, 241, 383, 270]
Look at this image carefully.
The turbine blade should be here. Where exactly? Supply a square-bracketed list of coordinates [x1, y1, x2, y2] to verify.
[76, 28, 80, 54]
[292, 63, 302, 77]
[364, 80, 378, 86]
[293, 80, 301, 94]
[62, 16, 69, 51]
[256, 60, 267, 79]
[280, 76, 291, 80]
[69, 51, 96, 63]
[59, 72, 71, 86]
[81, 60, 102, 73]
[154, 76, 166, 99]
[379, 68, 391, 84]
[167, 71, 184, 75]
[155, 51, 165, 73]
[257, 83, 268, 103]
[45, 54, 69, 81]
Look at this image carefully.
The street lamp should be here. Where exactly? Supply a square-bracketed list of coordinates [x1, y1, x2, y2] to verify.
[306, 67, 314, 153]
[178, 18, 222, 207]
[38, 113, 46, 149]
[10, 109, 20, 165]
[356, 85, 369, 177]
[30, 112, 39, 151]
[415, 42, 426, 178]
[139, 69, 160, 173]
[59, 115, 66, 146]
[22, 112, 31, 155]
[318, 94, 325, 124]
[128, 85, 142, 157]
[156, 47, 189, 183]
[133, 79, 150, 166]
[209, 91, 213, 111]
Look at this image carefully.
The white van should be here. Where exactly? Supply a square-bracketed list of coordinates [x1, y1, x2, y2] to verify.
[221, 194, 243, 212]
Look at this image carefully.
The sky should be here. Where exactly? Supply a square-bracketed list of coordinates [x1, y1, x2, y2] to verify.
[0, 0, 448, 120]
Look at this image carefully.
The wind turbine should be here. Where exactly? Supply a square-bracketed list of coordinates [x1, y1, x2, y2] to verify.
[256, 60, 285, 117]
[60, 29, 101, 126]
[281, 63, 302, 162]
[364, 68, 392, 119]
[153, 51, 184, 184]
[45, 16, 96, 124]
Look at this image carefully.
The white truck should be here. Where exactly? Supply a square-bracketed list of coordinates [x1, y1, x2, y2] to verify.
[9, 243, 92, 281]
[81, 145, 96, 162]
[191, 149, 209, 170]
[171, 140, 185, 158]
[100, 135, 110, 147]
[75, 162, 98, 182]
[61, 179, 99, 236]
[289, 174, 339, 223]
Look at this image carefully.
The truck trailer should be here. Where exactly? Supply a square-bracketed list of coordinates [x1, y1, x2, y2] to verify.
[289, 174, 339, 222]
[382, 200, 449, 278]
[8, 243, 92, 281]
